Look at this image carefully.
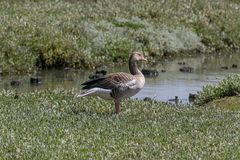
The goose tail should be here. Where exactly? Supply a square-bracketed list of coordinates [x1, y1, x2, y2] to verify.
[75, 88, 112, 100]
[75, 89, 97, 98]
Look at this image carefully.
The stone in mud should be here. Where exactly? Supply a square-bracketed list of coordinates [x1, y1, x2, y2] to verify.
[179, 66, 193, 73]
[221, 66, 228, 70]
[10, 80, 20, 86]
[161, 69, 166, 73]
[141, 68, 159, 77]
[143, 97, 152, 101]
[95, 70, 107, 75]
[89, 70, 107, 79]
[189, 93, 197, 102]
[232, 64, 237, 68]
[168, 96, 179, 105]
[89, 74, 104, 79]
[178, 62, 186, 65]
[30, 77, 42, 84]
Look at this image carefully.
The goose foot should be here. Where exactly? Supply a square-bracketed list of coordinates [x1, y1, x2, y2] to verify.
[114, 99, 121, 114]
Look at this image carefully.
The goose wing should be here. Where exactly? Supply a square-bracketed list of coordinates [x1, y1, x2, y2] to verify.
[81, 72, 137, 90]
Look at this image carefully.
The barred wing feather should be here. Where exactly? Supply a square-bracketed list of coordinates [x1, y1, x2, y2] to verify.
[81, 72, 137, 90]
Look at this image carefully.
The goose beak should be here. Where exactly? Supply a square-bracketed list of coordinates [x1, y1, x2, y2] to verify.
[142, 57, 147, 62]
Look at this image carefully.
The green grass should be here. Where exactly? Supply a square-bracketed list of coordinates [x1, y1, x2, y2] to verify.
[206, 96, 240, 111]
[0, 0, 240, 73]
[195, 74, 240, 105]
[0, 89, 239, 159]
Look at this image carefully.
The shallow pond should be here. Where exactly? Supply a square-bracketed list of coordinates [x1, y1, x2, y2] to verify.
[1, 53, 240, 103]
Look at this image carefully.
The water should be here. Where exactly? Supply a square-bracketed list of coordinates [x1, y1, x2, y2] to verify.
[1, 53, 240, 103]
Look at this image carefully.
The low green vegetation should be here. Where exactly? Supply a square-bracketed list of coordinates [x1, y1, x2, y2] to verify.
[206, 96, 240, 111]
[0, 89, 239, 159]
[0, 0, 240, 73]
[195, 74, 240, 106]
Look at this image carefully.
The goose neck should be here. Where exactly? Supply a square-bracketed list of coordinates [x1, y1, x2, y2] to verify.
[129, 59, 141, 75]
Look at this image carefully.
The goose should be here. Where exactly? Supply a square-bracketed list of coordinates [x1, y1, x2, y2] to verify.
[75, 52, 147, 114]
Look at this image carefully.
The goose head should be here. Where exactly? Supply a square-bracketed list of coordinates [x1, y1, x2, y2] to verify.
[129, 52, 147, 75]
[130, 52, 147, 62]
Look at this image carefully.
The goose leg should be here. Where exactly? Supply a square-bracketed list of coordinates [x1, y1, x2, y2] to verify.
[114, 99, 120, 114]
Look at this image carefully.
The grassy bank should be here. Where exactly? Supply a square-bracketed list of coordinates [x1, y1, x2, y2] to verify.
[195, 74, 240, 106]
[0, 89, 240, 159]
[0, 0, 240, 73]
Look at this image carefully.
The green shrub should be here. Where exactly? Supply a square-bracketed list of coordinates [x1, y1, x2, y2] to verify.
[0, 0, 239, 73]
[195, 74, 240, 105]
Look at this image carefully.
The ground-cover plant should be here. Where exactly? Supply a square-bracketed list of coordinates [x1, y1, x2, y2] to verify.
[206, 96, 240, 111]
[0, 89, 239, 159]
[195, 74, 240, 105]
[0, 0, 239, 73]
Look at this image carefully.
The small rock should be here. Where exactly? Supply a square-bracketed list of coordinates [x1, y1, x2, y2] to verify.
[221, 66, 228, 70]
[161, 69, 166, 72]
[179, 66, 193, 73]
[10, 80, 20, 86]
[168, 96, 179, 105]
[143, 97, 152, 101]
[30, 77, 42, 84]
[232, 64, 238, 68]
[96, 70, 107, 75]
[178, 62, 186, 65]
[189, 93, 197, 102]
[141, 69, 159, 77]
[89, 70, 107, 80]
[89, 74, 104, 79]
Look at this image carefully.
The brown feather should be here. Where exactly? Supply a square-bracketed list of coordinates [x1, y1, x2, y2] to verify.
[81, 72, 136, 90]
